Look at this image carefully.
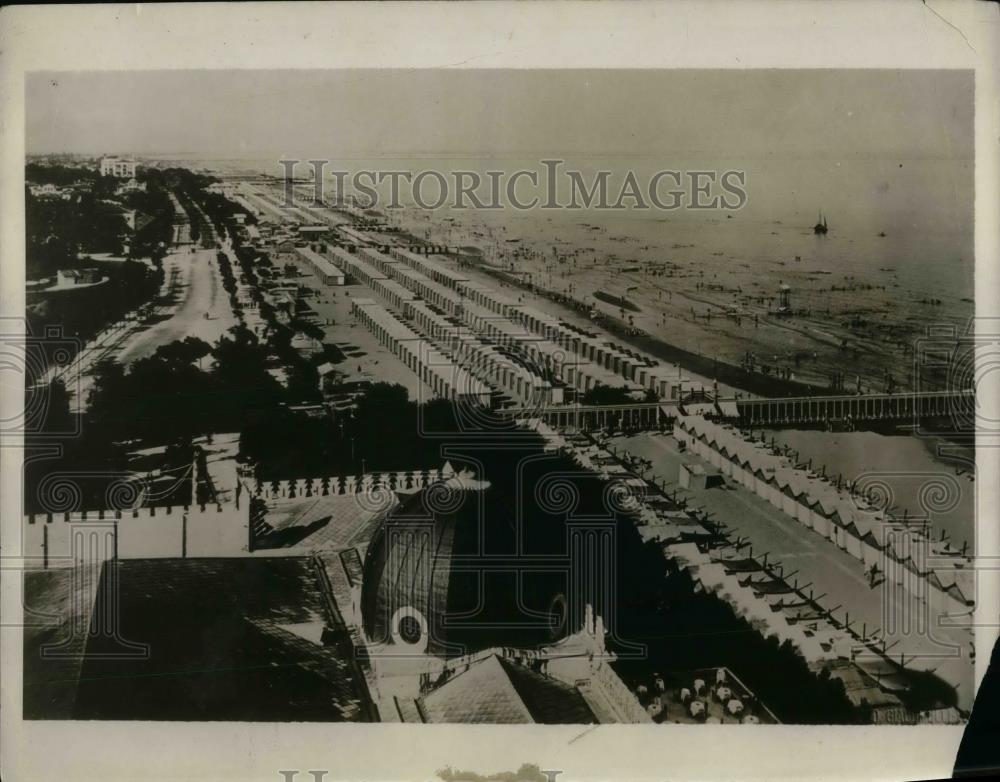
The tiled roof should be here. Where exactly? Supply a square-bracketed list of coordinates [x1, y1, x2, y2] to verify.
[420, 655, 533, 723]
[497, 657, 597, 724]
[55, 557, 375, 721]
[23, 564, 103, 718]
[259, 493, 394, 551]
[417, 654, 596, 724]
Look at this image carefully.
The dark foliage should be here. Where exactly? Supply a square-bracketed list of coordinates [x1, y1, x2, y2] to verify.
[582, 383, 634, 406]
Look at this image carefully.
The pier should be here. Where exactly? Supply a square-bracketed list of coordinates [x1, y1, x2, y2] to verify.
[735, 389, 974, 427]
[499, 389, 974, 431]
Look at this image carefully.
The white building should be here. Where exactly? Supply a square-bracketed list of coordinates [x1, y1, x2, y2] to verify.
[115, 178, 146, 195]
[99, 156, 137, 179]
[28, 183, 70, 200]
[56, 268, 102, 287]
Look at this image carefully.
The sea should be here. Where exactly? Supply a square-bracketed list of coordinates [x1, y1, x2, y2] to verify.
[185, 154, 974, 304]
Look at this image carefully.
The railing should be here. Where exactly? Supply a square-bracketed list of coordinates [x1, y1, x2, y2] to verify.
[497, 389, 975, 430]
[736, 390, 974, 425]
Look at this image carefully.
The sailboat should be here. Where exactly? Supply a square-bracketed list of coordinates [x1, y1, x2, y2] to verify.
[813, 212, 829, 235]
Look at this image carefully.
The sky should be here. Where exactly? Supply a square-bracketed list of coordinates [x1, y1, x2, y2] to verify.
[26, 69, 973, 163]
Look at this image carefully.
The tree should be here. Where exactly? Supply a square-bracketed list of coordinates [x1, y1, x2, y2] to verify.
[152, 337, 212, 367]
[582, 383, 634, 406]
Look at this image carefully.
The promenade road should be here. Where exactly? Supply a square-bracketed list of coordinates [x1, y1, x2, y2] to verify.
[114, 247, 236, 367]
[68, 248, 236, 410]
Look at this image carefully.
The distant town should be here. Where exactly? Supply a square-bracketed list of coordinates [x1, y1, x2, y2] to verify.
[22, 152, 975, 727]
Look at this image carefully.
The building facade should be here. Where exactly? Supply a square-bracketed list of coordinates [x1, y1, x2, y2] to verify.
[99, 156, 137, 179]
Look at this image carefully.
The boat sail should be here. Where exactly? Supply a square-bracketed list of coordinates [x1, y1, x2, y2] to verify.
[813, 212, 829, 235]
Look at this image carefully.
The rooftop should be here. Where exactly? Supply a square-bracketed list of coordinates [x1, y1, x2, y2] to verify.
[27, 557, 376, 721]
[414, 654, 597, 724]
[257, 492, 394, 551]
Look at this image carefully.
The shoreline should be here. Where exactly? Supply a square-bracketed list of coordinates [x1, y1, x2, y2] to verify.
[382, 213, 891, 400]
[380, 202, 971, 398]
[371, 212, 819, 399]
[463, 257, 826, 399]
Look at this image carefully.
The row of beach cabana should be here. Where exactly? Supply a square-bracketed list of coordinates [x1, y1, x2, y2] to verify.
[350, 298, 491, 405]
[384, 251, 685, 400]
[673, 413, 973, 615]
[521, 419, 922, 718]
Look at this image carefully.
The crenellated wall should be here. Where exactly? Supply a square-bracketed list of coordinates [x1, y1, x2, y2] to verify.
[246, 468, 454, 500]
[23, 502, 250, 566]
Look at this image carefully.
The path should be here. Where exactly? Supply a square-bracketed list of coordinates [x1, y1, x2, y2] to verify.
[610, 431, 974, 710]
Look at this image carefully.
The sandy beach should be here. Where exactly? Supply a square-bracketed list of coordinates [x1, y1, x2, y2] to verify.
[388, 205, 972, 394]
